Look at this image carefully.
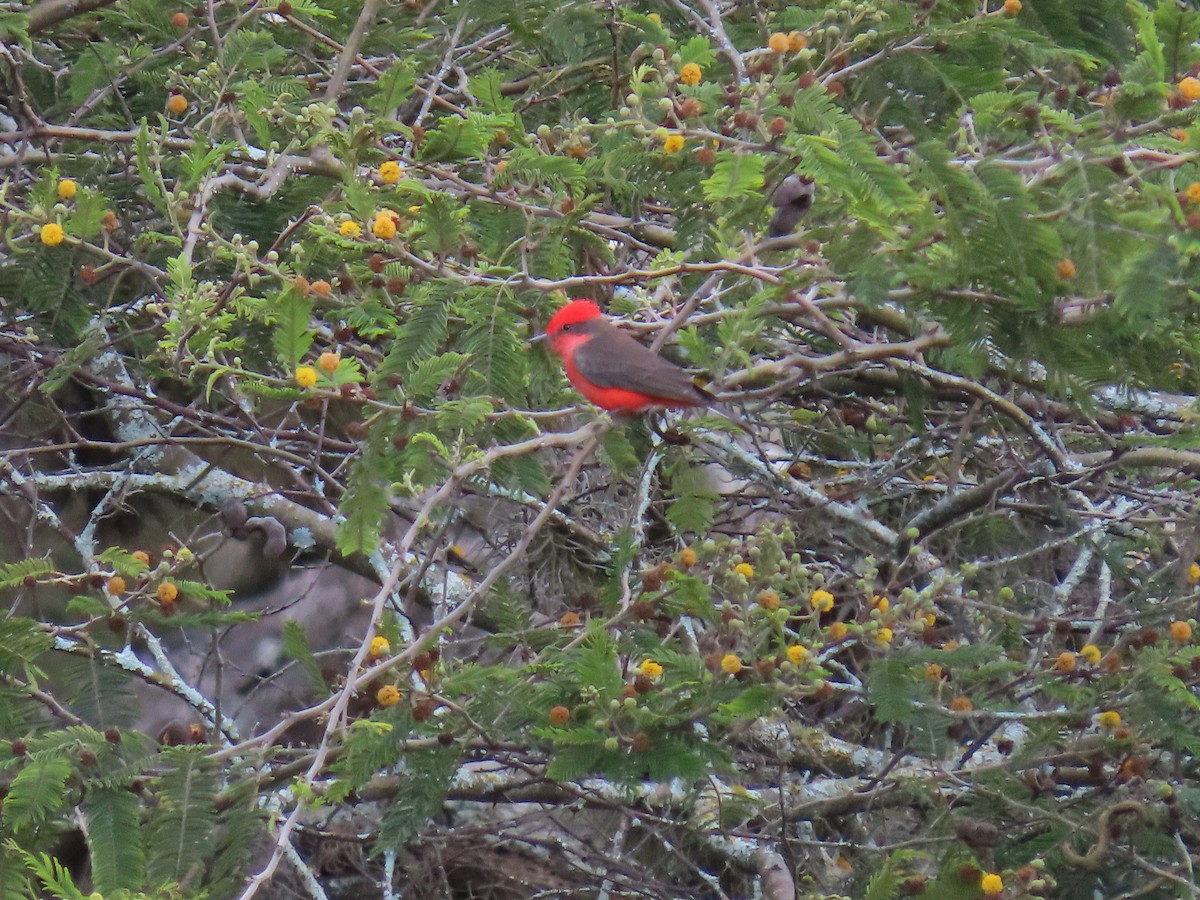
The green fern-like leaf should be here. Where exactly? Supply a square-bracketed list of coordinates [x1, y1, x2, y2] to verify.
[374, 747, 460, 852]
[281, 619, 331, 697]
[145, 747, 217, 885]
[271, 288, 314, 368]
[1, 753, 72, 830]
[84, 786, 145, 893]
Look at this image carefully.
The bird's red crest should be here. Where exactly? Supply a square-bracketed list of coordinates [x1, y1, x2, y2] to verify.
[546, 299, 602, 336]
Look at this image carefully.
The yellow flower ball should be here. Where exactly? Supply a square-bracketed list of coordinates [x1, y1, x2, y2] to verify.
[949, 695, 973, 712]
[767, 32, 789, 53]
[167, 93, 189, 115]
[156, 582, 179, 604]
[828, 621, 848, 640]
[369, 636, 391, 657]
[1002, 0, 1021, 15]
[376, 685, 401, 707]
[339, 220, 362, 238]
[787, 31, 807, 52]
[980, 873, 1003, 896]
[1056, 258, 1076, 279]
[106, 575, 126, 595]
[1080, 644, 1102, 664]
[720, 653, 743, 674]
[1186, 183, 1200, 204]
[734, 562, 755, 578]
[57, 179, 78, 200]
[662, 133, 685, 154]
[378, 160, 402, 184]
[318, 351, 340, 374]
[1170, 620, 1192, 642]
[757, 590, 781, 611]
[786, 644, 807, 665]
[647, 12, 661, 23]
[40, 223, 65, 246]
[294, 366, 318, 389]
[925, 663, 943, 681]
[1054, 651, 1077, 672]
[875, 627, 893, 645]
[1189, 562, 1200, 585]
[1180, 76, 1200, 101]
[373, 211, 398, 239]
[1098, 710, 1122, 729]
[639, 659, 664, 678]
[871, 595, 890, 613]
[678, 547, 698, 567]
[679, 63, 702, 86]
[810, 589, 834, 613]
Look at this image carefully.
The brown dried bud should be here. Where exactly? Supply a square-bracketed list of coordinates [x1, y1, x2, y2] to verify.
[368, 254, 387, 273]
[105, 728, 121, 744]
[678, 98, 703, 119]
[633, 675, 654, 694]
[631, 731, 652, 752]
[696, 146, 715, 165]
[768, 116, 788, 136]
[386, 277, 406, 294]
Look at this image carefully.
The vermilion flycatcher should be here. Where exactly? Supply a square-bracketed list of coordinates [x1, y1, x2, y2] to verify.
[537, 299, 744, 426]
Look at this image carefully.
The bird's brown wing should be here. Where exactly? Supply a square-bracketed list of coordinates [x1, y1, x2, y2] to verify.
[573, 323, 712, 405]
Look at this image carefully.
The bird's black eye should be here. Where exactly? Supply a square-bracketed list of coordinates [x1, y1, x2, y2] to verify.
[561, 322, 575, 332]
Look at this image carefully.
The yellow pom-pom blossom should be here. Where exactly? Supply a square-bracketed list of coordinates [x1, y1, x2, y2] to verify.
[810, 589, 834, 613]
[57, 179, 78, 200]
[40, 223, 65, 246]
[787, 31, 807, 52]
[786, 644, 807, 665]
[1080, 644, 1102, 664]
[1189, 562, 1199, 585]
[871, 595, 890, 613]
[639, 659, 664, 678]
[156, 582, 179, 604]
[369, 636, 391, 657]
[373, 211, 398, 239]
[318, 351, 340, 374]
[1002, 0, 1021, 14]
[1098, 710, 1122, 729]
[767, 32, 789, 53]
[378, 160, 402, 184]
[662, 133, 685, 154]
[376, 685, 401, 707]
[875, 627, 893, 645]
[828, 621, 848, 640]
[1180, 76, 1200, 101]
[167, 93, 189, 114]
[734, 562, 755, 578]
[679, 63, 702, 86]
[294, 366, 318, 389]
[720, 653, 743, 674]
[678, 547, 698, 567]
[925, 663, 943, 681]
[1170, 620, 1192, 642]
[980, 873, 1003, 896]
[1186, 183, 1200, 204]
[106, 575, 126, 595]
[1055, 651, 1077, 672]
[757, 590, 781, 611]
[339, 220, 362, 238]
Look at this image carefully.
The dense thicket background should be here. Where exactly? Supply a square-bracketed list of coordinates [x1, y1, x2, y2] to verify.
[2, 0, 1200, 897]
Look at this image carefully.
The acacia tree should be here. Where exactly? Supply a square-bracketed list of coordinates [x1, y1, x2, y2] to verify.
[2, 0, 1200, 897]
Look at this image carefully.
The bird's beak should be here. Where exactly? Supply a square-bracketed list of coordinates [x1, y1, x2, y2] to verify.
[529, 331, 548, 344]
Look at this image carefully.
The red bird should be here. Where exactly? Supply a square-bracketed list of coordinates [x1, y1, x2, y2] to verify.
[539, 299, 738, 421]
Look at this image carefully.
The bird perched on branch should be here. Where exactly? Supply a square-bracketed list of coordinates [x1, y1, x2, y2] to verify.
[536, 299, 747, 430]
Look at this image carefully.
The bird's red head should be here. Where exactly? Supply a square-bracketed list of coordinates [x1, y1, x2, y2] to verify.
[544, 299, 603, 357]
